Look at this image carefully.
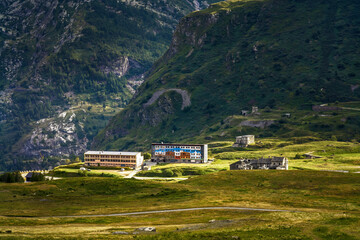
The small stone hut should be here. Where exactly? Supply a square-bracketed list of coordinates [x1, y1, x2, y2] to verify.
[232, 135, 255, 147]
[25, 172, 33, 182]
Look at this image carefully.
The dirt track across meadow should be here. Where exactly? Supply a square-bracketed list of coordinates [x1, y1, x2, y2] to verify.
[5, 207, 294, 219]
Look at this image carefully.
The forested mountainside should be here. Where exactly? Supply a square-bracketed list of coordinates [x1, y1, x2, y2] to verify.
[0, 0, 220, 171]
[93, 0, 360, 151]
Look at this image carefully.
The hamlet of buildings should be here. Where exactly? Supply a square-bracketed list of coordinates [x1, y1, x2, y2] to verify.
[84, 151, 143, 168]
[230, 157, 288, 170]
[151, 143, 208, 163]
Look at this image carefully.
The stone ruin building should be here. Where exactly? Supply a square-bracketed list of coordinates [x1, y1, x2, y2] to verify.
[230, 157, 288, 170]
[232, 135, 255, 147]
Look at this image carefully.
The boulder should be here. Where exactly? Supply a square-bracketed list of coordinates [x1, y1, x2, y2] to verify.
[136, 227, 156, 232]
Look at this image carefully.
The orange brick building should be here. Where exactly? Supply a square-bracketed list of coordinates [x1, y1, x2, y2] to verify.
[84, 151, 143, 168]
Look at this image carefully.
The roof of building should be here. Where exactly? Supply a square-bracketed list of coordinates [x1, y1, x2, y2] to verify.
[272, 157, 287, 161]
[152, 143, 206, 147]
[25, 172, 33, 178]
[236, 135, 254, 138]
[84, 151, 140, 156]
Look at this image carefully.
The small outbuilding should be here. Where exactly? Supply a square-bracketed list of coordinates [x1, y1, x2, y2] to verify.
[232, 135, 255, 147]
[241, 110, 249, 116]
[25, 172, 33, 182]
[283, 113, 291, 118]
[252, 106, 258, 114]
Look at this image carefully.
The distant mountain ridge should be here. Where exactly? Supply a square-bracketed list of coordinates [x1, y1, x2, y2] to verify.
[93, 0, 360, 151]
[0, 0, 221, 171]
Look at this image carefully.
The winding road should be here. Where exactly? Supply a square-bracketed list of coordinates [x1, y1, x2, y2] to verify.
[144, 88, 191, 110]
[8, 207, 293, 219]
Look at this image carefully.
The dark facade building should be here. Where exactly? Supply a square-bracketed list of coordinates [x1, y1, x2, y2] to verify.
[151, 143, 208, 163]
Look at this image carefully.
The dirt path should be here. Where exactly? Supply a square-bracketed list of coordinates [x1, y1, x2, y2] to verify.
[133, 176, 188, 180]
[124, 169, 140, 179]
[342, 107, 360, 111]
[6, 207, 293, 219]
[144, 88, 191, 110]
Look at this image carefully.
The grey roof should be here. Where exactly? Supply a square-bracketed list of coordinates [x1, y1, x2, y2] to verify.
[84, 151, 140, 156]
[25, 172, 33, 178]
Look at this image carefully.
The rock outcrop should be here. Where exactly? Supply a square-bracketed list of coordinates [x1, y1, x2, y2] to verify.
[20, 111, 88, 158]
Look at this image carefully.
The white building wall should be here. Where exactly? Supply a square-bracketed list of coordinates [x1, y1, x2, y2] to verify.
[136, 153, 144, 168]
[203, 144, 208, 163]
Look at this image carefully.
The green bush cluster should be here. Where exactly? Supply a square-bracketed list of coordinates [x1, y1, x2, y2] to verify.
[294, 153, 305, 159]
[0, 171, 24, 183]
[29, 172, 45, 182]
[138, 167, 217, 177]
[78, 170, 88, 177]
[143, 152, 151, 160]
[51, 169, 116, 178]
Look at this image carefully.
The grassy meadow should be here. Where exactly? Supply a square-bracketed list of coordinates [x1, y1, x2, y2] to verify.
[2, 126, 360, 239]
[0, 169, 359, 239]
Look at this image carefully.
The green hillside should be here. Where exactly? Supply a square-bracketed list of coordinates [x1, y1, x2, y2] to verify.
[0, 0, 221, 170]
[93, 0, 360, 151]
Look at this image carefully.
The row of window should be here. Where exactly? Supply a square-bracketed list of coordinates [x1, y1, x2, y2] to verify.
[154, 146, 201, 150]
[85, 159, 136, 163]
[154, 152, 201, 156]
[100, 160, 136, 163]
[88, 163, 134, 167]
[85, 157, 136, 160]
[85, 155, 135, 159]
[155, 155, 202, 159]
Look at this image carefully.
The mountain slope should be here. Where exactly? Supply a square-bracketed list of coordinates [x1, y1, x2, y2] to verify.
[93, 0, 360, 151]
[0, 0, 221, 170]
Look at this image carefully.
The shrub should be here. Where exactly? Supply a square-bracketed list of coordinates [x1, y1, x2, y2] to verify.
[78, 170, 88, 177]
[143, 152, 151, 160]
[0, 171, 24, 183]
[137, 167, 219, 177]
[30, 172, 45, 182]
[163, 169, 174, 177]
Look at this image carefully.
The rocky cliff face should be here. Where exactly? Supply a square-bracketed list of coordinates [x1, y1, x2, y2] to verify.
[93, 0, 360, 151]
[1, 0, 84, 85]
[1, 0, 213, 88]
[0, 0, 222, 171]
[20, 111, 88, 158]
